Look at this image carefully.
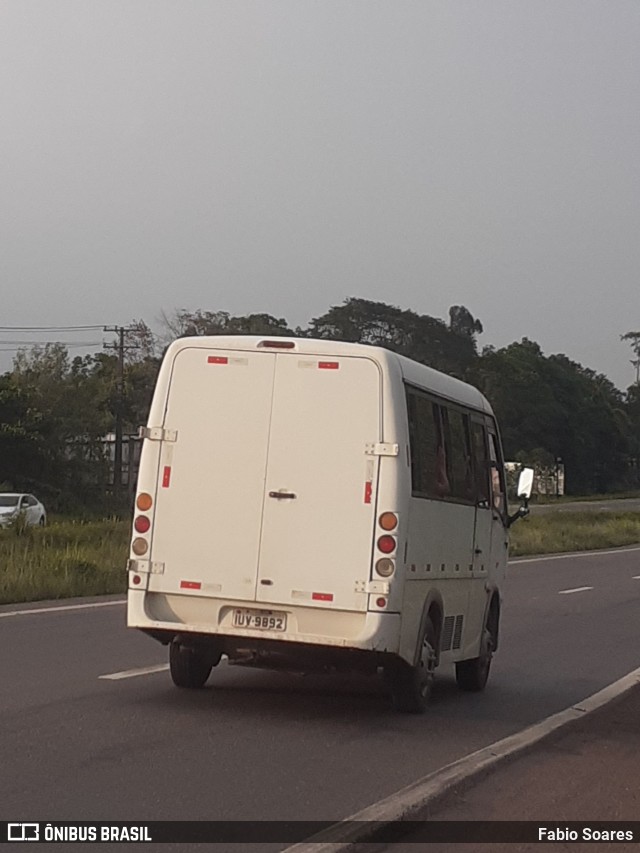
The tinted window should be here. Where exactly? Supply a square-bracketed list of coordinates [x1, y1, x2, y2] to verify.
[407, 389, 444, 497]
[443, 409, 474, 502]
[470, 421, 490, 505]
[488, 430, 506, 514]
[407, 389, 480, 502]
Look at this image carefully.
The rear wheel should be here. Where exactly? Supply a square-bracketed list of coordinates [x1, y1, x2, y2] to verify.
[386, 616, 437, 714]
[169, 640, 220, 689]
[455, 627, 493, 692]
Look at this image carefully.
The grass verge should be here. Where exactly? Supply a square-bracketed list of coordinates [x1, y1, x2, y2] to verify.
[509, 511, 640, 557]
[0, 518, 129, 605]
[533, 490, 640, 505]
[1, 511, 639, 604]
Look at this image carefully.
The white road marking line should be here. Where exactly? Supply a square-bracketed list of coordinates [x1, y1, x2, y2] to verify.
[99, 664, 169, 680]
[632, 575, 640, 580]
[0, 600, 126, 619]
[558, 586, 593, 595]
[511, 545, 640, 565]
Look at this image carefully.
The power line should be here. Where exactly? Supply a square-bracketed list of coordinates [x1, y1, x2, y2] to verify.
[0, 325, 105, 331]
[0, 342, 103, 352]
[0, 340, 104, 346]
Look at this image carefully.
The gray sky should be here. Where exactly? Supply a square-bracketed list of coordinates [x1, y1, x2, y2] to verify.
[1, 1, 639, 389]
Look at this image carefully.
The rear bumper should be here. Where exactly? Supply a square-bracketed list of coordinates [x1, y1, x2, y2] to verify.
[127, 588, 401, 654]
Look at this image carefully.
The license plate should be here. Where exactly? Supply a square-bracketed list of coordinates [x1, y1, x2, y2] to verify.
[232, 609, 287, 632]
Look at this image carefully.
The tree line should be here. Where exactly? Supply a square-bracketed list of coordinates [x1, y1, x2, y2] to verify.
[1, 298, 638, 511]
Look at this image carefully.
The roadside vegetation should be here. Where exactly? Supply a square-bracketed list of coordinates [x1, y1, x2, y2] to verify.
[509, 511, 640, 557]
[534, 490, 640, 505]
[2, 509, 639, 604]
[0, 518, 128, 605]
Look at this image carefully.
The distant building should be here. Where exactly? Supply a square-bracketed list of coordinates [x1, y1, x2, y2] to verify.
[103, 432, 142, 493]
[505, 461, 565, 498]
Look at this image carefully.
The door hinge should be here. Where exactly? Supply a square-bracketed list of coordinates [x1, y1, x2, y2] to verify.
[139, 426, 178, 442]
[364, 442, 399, 457]
[354, 580, 390, 594]
[366, 580, 390, 594]
[127, 559, 165, 575]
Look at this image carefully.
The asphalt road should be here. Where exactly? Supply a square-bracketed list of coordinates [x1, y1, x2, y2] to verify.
[1, 545, 639, 849]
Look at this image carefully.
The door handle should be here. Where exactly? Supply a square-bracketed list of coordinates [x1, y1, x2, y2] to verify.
[269, 491, 297, 500]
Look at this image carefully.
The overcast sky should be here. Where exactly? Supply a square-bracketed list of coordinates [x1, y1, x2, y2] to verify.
[1, 1, 639, 389]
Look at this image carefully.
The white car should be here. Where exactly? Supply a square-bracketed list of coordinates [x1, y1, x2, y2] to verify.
[0, 493, 47, 528]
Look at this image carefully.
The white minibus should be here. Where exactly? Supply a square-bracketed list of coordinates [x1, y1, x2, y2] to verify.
[127, 336, 531, 712]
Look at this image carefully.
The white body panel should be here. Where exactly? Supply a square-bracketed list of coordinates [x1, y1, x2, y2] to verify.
[127, 336, 507, 670]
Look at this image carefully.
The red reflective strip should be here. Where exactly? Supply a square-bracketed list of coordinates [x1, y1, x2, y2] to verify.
[162, 466, 171, 488]
[364, 481, 372, 504]
[312, 592, 333, 601]
[180, 581, 201, 590]
[318, 361, 339, 370]
[207, 356, 228, 364]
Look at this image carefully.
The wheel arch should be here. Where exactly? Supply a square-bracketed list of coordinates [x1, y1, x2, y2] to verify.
[412, 589, 444, 667]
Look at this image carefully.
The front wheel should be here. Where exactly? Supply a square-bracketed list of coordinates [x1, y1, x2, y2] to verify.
[386, 617, 437, 714]
[169, 640, 220, 689]
[455, 627, 493, 692]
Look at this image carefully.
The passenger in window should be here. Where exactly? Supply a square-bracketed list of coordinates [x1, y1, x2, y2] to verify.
[491, 466, 504, 513]
[435, 442, 450, 497]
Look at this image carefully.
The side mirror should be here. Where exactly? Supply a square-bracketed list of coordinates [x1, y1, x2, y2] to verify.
[517, 468, 534, 500]
[508, 467, 535, 528]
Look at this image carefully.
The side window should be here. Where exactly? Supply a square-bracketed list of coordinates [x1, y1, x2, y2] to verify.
[470, 421, 491, 506]
[407, 390, 436, 496]
[432, 404, 450, 498]
[406, 389, 449, 499]
[488, 430, 506, 514]
[443, 408, 473, 503]
[26, 496, 38, 507]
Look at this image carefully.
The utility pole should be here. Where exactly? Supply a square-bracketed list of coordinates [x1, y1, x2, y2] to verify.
[632, 358, 640, 386]
[104, 326, 139, 495]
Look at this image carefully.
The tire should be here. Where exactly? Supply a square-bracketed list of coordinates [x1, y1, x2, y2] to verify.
[386, 616, 437, 714]
[169, 640, 218, 689]
[38, 516, 46, 527]
[455, 627, 493, 692]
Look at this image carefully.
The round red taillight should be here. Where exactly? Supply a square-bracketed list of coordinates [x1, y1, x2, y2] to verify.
[132, 574, 142, 586]
[134, 515, 151, 533]
[376, 597, 387, 608]
[377, 535, 396, 554]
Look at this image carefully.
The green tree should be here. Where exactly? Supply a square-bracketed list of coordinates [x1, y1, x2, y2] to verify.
[161, 309, 295, 339]
[621, 330, 640, 385]
[449, 305, 483, 339]
[624, 382, 640, 485]
[3, 332, 161, 512]
[472, 339, 629, 494]
[308, 298, 480, 378]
